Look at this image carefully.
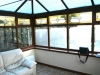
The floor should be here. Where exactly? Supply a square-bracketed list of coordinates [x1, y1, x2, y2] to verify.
[36, 63, 81, 75]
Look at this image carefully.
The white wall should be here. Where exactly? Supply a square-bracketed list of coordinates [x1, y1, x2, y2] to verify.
[22, 49, 35, 57]
[35, 49, 100, 75]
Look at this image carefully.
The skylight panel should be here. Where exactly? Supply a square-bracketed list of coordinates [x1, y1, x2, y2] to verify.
[63, 0, 92, 8]
[94, 0, 100, 5]
[0, 0, 24, 12]
[18, 1, 32, 14]
[39, 0, 66, 11]
[34, 0, 46, 14]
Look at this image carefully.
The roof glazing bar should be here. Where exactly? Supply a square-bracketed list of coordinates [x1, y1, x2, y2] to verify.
[61, 0, 69, 9]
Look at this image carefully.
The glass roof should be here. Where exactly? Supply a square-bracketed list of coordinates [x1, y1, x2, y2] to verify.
[63, 0, 92, 8]
[34, 0, 46, 14]
[17, 1, 32, 14]
[38, 0, 66, 11]
[94, 0, 100, 5]
[0, 0, 99, 14]
[0, 0, 24, 12]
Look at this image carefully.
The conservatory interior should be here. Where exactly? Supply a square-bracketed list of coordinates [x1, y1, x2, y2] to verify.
[0, 0, 100, 75]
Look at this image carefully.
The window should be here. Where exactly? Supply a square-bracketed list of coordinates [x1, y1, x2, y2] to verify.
[94, 25, 100, 52]
[18, 27, 32, 47]
[49, 15, 66, 25]
[35, 27, 48, 46]
[69, 12, 92, 24]
[0, 16, 15, 26]
[36, 18, 47, 25]
[50, 26, 67, 48]
[69, 25, 92, 51]
[0, 28, 16, 51]
[18, 18, 30, 25]
[96, 12, 100, 21]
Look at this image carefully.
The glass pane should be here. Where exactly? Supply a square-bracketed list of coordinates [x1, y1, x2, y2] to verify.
[18, 18, 30, 25]
[69, 12, 92, 24]
[50, 26, 67, 48]
[35, 27, 48, 46]
[36, 18, 47, 25]
[69, 25, 92, 51]
[94, 0, 100, 5]
[63, 0, 92, 8]
[49, 15, 66, 25]
[18, 1, 32, 14]
[0, 28, 16, 51]
[0, 0, 21, 5]
[0, 1, 24, 12]
[39, 0, 66, 11]
[34, 0, 46, 14]
[18, 27, 32, 47]
[0, 16, 15, 26]
[96, 12, 100, 21]
[94, 25, 100, 52]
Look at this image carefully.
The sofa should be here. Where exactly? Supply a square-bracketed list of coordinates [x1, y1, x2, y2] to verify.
[0, 48, 37, 75]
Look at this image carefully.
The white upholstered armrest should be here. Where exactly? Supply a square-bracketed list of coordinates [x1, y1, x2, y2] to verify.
[21, 59, 37, 69]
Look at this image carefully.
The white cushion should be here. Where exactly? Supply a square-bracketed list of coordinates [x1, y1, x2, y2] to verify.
[1, 48, 23, 67]
[0, 72, 15, 75]
[22, 59, 37, 69]
[5, 58, 25, 71]
[26, 55, 35, 61]
[9, 66, 33, 75]
[0, 68, 6, 74]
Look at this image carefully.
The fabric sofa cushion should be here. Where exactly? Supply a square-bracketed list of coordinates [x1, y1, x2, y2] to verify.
[21, 59, 36, 69]
[0, 48, 24, 67]
[0, 68, 6, 74]
[5, 58, 25, 71]
[9, 66, 33, 75]
[0, 72, 16, 75]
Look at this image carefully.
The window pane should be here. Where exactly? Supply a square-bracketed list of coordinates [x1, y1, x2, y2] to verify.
[94, 0, 100, 5]
[35, 27, 48, 46]
[18, 27, 32, 47]
[34, 0, 46, 14]
[50, 26, 67, 48]
[36, 18, 47, 25]
[18, 1, 32, 14]
[0, 28, 16, 51]
[39, 0, 66, 11]
[94, 25, 100, 52]
[69, 25, 91, 51]
[69, 12, 92, 24]
[0, 1, 24, 12]
[49, 15, 66, 25]
[63, 0, 92, 8]
[96, 12, 100, 21]
[0, 16, 15, 26]
[18, 18, 30, 25]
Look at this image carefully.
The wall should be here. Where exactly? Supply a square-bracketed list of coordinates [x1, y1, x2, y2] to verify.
[35, 49, 100, 75]
[22, 49, 35, 57]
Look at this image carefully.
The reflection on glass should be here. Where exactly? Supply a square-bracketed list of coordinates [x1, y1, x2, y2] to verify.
[96, 12, 100, 21]
[39, 0, 66, 11]
[94, 0, 100, 5]
[69, 25, 91, 51]
[0, 0, 24, 12]
[94, 25, 100, 52]
[36, 18, 47, 25]
[18, 18, 30, 25]
[18, 27, 32, 47]
[50, 26, 67, 48]
[35, 27, 48, 46]
[69, 12, 92, 24]
[49, 15, 66, 25]
[0, 16, 15, 26]
[63, 0, 92, 8]
[18, 1, 32, 14]
[34, 0, 46, 14]
[0, 28, 16, 51]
